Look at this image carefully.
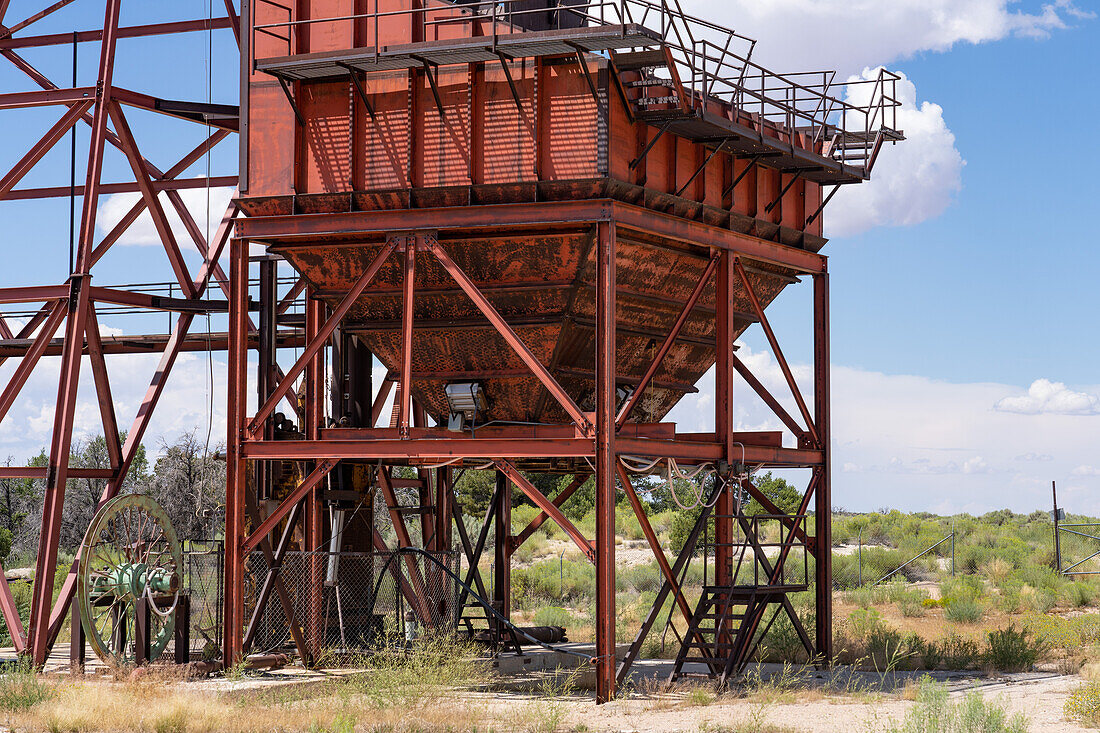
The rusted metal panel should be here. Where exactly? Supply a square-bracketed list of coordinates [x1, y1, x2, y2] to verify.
[301, 80, 354, 193]
[271, 225, 791, 425]
[540, 60, 600, 180]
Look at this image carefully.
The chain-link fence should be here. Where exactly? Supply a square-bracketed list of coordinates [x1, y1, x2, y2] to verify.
[242, 549, 461, 655]
[183, 540, 224, 659]
[831, 532, 955, 591]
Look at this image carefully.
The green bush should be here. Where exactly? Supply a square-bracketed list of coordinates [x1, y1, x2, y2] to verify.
[944, 598, 984, 624]
[923, 633, 983, 671]
[985, 625, 1042, 672]
[533, 606, 575, 628]
[886, 677, 1028, 733]
[668, 504, 703, 556]
[1024, 612, 1100, 650]
[1063, 582, 1096, 608]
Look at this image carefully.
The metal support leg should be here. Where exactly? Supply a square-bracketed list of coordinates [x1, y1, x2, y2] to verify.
[223, 237, 248, 665]
[135, 596, 150, 665]
[493, 469, 511, 646]
[714, 252, 735, 588]
[69, 602, 85, 674]
[813, 270, 832, 662]
[175, 595, 190, 664]
[595, 220, 617, 702]
[304, 293, 326, 663]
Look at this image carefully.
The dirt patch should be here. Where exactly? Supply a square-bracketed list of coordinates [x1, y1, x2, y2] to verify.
[478, 672, 1089, 732]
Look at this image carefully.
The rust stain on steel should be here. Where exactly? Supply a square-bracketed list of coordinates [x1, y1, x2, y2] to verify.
[274, 230, 792, 425]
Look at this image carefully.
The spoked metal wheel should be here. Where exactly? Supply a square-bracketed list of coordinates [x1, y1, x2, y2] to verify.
[77, 494, 183, 666]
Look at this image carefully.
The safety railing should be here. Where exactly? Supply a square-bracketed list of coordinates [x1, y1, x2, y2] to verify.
[252, 0, 901, 175]
[701, 512, 810, 590]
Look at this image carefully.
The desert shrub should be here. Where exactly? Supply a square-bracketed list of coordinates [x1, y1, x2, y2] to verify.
[887, 677, 1028, 733]
[944, 598, 984, 624]
[668, 504, 704, 556]
[1062, 582, 1096, 608]
[986, 625, 1042, 672]
[758, 606, 815, 664]
[1067, 682, 1100, 727]
[940, 575, 984, 603]
[865, 628, 922, 670]
[1019, 585, 1055, 613]
[832, 547, 912, 589]
[997, 585, 1022, 614]
[347, 634, 488, 708]
[512, 558, 594, 606]
[845, 584, 890, 608]
[848, 608, 888, 639]
[0, 661, 53, 712]
[1024, 613, 1100, 650]
[533, 606, 575, 628]
[982, 557, 1013, 585]
[923, 633, 982, 671]
[885, 584, 929, 618]
[617, 563, 662, 594]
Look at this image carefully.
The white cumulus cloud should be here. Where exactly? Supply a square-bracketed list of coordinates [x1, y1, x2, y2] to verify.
[826, 70, 965, 238]
[682, 0, 1090, 237]
[664, 344, 1100, 514]
[689, 0, 1092, 74]
[96, 187, 235, 248]
[994, 379, 1100, 415]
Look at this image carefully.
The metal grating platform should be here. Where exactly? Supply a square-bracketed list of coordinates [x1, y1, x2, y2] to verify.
[255, 23, 661, 80]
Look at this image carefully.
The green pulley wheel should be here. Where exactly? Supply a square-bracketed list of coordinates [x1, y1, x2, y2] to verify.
[77, 494, 183, 666]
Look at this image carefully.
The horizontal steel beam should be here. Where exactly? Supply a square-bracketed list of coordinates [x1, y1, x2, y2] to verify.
[0, 467, 115, 479]
[0, 86, 94, 109]
[0, 16, 235, 50]
[0, 285, 67, 304]
[3, 175, 237, 201]
[236, 200, 827, 274]
[238, 437, 822, 465]
[87, 287, 229, 313]
[240, 438, 594, 460]
[0, 331, 304, 357]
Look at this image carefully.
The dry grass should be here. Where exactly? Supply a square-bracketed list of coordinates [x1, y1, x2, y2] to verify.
[1, 676, 503, 733]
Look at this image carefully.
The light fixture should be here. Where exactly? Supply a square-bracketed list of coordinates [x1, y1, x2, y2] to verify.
[444, 382, 487, 431]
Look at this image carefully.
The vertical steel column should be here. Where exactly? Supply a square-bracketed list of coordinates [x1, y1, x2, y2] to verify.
[595, 221, 617, 702]
[714, 252, 735, 587]
[257, 258, 277, 501]
[223, 236, 250, 665]
[813, 269, 832, 661]
[492, 469, 510, 636]
[304, 292, 326, 662]
[398, 238, 416, 438]
[27, 0, 122, 666]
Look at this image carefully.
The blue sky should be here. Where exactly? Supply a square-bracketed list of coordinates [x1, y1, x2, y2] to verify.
[1, 1, 1098, 514]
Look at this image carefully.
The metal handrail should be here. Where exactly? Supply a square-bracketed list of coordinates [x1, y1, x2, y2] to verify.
[251, 0, 901, 173]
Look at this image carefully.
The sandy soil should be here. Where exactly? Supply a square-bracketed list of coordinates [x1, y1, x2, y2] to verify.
[477, 672, 1089, 732]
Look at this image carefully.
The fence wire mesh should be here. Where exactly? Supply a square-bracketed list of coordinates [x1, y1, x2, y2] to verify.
[241, 550, 461, 655]
[183, 540, 224, 659]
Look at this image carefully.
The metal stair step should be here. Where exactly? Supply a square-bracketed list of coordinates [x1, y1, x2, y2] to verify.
[636, 95, 680, 106]
[611, 49, 668, 71]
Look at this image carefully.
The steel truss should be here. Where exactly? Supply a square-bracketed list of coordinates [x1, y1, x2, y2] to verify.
[229, 207, 832, 702]
[1, 2, 834, 704]
[0, 1, 255, 666]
